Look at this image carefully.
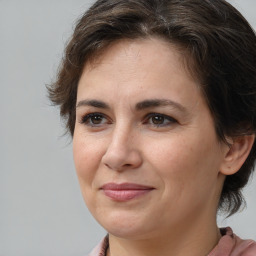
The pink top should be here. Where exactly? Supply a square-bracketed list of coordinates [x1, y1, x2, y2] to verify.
[88, 227, 256, 256]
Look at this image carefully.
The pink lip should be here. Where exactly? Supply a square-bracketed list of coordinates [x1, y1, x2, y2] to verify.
[101, 183, 154, 202]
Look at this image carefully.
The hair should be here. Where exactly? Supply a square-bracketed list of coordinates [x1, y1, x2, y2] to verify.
[48, 0, 256, 216]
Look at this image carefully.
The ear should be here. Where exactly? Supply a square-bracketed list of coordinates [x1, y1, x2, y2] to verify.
[220, 134, 255, 175]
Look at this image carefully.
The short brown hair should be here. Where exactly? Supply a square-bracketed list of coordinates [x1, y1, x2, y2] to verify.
[48, 0, 256, 216]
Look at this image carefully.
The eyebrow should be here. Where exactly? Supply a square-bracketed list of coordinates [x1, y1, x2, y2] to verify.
[135, 99, 187, 113]
[76, 98, 187, 113]
[76, 100, 110, 109]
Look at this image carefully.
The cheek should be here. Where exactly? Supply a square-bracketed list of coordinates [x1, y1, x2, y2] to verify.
[72, 131, 109, 213]
[146, 133, 221, 191]
[73, 132, 103, 185]
[146, 135, 198, 175]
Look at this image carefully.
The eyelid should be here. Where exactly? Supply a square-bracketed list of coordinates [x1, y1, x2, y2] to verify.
[78, 111, 177, 129]
[143, 112, 177, 126]
[79, 112, 110, 125]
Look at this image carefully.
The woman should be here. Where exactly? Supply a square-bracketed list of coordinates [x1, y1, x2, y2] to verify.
[48, 0, 256, 255]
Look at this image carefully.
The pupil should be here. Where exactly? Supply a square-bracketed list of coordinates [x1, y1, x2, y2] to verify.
[92, 115, 102, 124]
[152, 116, 163, 124]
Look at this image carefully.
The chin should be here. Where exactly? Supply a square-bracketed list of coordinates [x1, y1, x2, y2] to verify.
[95, 211, 154, 239]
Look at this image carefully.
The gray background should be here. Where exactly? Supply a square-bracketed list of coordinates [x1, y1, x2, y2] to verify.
[0, 0, 255, 255]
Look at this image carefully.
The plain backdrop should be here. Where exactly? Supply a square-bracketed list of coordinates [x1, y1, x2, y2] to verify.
[1, 0, 255, 255]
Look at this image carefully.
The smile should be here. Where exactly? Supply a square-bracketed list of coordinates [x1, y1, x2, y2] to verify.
[101, 183, 154, 202]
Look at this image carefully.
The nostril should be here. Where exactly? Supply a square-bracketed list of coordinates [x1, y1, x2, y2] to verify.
[104, 163, 112, 169]
[105, 162, 132, 171]
[102, 142, 143, 171]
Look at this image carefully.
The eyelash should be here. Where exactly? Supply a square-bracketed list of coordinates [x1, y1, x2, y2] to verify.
[79, 112, 177, 128]
[79, 112, 109, 126]
[143, 113, 177, 127]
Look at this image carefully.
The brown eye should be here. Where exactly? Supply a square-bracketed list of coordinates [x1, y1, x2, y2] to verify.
[145, 113, 177, 127]
[90, 115, 104, 124]
[80, 113, 108, 126]
[151, 115, 165, 125]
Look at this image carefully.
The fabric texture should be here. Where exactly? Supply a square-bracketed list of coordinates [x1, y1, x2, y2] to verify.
[208, 227, 256, 256]
[87, 228, 256, 256]
[88, 235, 109, 256]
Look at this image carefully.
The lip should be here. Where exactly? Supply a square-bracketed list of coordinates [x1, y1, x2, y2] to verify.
[100, 183, 154, 202]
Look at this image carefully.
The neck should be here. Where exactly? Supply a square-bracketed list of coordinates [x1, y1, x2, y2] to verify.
[107, 217, 221, 256]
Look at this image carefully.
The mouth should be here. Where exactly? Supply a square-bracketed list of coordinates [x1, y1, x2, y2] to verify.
[100, 183, 154, 202]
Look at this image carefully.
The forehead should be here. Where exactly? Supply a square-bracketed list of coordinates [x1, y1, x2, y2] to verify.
[78, 38, 202, 102]
[85, 37, 185, 73]
[80, 38, 198, 87]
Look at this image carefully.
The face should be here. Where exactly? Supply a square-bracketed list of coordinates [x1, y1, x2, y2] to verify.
[73, 38, 227, 240]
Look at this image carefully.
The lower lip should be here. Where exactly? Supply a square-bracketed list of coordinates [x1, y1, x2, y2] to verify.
[102, 189, 153, 202]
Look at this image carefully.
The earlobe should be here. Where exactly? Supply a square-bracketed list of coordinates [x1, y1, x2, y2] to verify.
[220, 135, 255, 175]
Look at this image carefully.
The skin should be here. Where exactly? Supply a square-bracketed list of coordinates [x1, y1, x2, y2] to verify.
[73, 38, 252, 256]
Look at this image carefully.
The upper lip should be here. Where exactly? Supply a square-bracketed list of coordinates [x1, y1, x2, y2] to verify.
[101, 183, 154, 190]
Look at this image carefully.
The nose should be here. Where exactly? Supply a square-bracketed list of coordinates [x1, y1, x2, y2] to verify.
[102, 127, 143, 171]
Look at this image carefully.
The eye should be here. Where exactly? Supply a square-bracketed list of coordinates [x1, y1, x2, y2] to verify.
[144, 113, 177, 127]
[79, 113, 109, 126]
